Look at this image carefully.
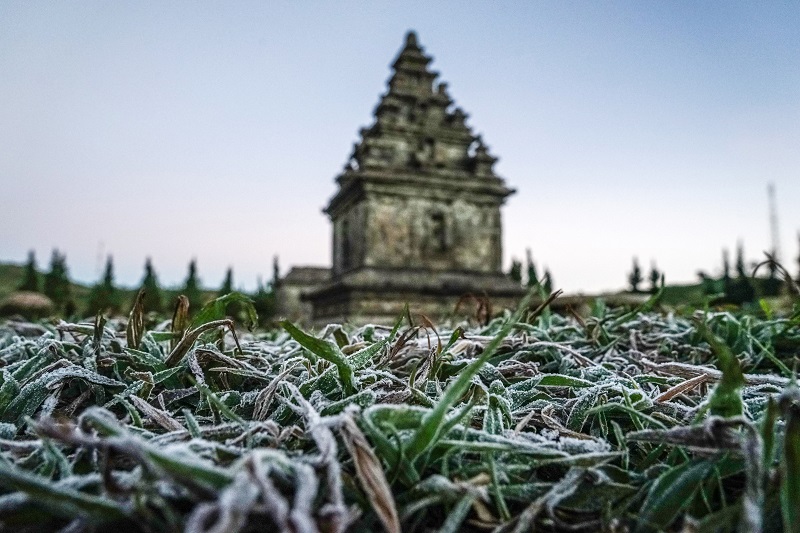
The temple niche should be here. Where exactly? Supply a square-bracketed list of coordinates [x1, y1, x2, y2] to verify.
[298, 31, 524, 325]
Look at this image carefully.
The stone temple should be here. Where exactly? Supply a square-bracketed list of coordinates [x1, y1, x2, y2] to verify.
[277, 31, 524, 325]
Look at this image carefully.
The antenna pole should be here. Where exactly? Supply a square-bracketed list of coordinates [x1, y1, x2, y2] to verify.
[768, 183, 781, 262]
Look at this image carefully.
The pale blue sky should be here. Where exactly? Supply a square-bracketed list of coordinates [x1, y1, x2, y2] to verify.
[1, 2, 798, 293]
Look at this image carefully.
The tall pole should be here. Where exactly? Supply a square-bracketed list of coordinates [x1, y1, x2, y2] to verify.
[768, 183, 781, 262]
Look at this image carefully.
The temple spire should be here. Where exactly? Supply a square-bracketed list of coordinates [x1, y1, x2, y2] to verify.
[343, 31, 505, 179]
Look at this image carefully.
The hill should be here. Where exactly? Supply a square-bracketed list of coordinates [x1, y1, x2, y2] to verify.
[0, 262, 219, 317]
[0, 263, 25, 300]
[0, 262, 95, 309]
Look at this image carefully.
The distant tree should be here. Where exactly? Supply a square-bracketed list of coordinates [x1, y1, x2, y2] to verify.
[797, 233, 800, 282]
[727, 242, 755, 304]
[735, 242, 747, 278]
[218, 266, 245, 321]
[252, 277, 276, 326]
[509, 259, 522, 284]
[767, 252, 778, 280]
[139, 258, 164, 313]
[43, 249, 71, 311]
[628, 257, 643, 293]
[18, 250, 39, 292]
[525, 249, 539, 287]
[219, 267, 234, 296]
[648, 263, 661, 293]
[722, 248, 731, 281]
[543, 268, 553, 293]
[272, 256, 280, 288]
[181, 259, 203, 312]
[717, 248, 733, 299]
[697, 271, 713, 295]
[729, 277, 755, 305]
[762, 250, 781, 296]
[87, 256, 122, 315]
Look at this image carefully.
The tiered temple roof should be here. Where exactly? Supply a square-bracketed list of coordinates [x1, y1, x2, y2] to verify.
[327, 31, 512, 217]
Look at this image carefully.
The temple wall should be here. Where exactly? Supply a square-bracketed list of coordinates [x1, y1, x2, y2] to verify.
[311, 288, 521, 327]
[333, 202, 368, 276]
[360, 195, 501, 273]
[275, 284, 311, 323]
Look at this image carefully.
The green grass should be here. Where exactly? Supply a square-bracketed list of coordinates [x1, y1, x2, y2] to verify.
[0, 263, 27, 300]
[0, 291, 798, 531]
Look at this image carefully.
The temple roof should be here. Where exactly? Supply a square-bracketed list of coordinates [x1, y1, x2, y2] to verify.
[325, 31, 514, 217]
[390, 31, 433, 74]
[344, 32, 506, 178]
[280, 266, 331, 285]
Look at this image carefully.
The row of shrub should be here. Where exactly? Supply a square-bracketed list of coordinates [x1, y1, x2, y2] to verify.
[10, 250, 278, 324]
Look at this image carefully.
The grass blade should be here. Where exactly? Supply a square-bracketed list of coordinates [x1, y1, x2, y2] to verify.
[282, 320, 357, 395]
[0, 461, 129, 521]
[126, 289, 145, 350]
[635, 459, 714, 532]
[341, 415, 400, 533]
[780, 387, 800, 533]
[404, 289, 534, 462]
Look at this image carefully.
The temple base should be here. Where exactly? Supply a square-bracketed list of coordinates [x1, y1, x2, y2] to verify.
[304, 267, 525, 326]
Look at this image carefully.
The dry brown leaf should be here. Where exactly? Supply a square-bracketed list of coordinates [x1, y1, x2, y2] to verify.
[253, 363, 299, 421]
[340, 415, 400, 533]
[126, 288, 146, 350]
[164, 319, 237, 367]
[655, 373, 709, 403]
[171, 295, 190, 351]
[129, 395, 184, 432]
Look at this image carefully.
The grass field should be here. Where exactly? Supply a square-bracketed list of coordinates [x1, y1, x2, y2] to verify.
[0, 289, 798, 532]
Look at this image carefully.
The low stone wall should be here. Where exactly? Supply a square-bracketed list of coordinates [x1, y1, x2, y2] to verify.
[310, 287, 522, 326]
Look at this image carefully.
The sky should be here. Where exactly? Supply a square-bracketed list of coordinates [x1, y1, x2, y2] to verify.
[1, 2, 799, 294]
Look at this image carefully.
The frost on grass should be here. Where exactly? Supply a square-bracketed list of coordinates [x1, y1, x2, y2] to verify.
[0, 302, 798, 532]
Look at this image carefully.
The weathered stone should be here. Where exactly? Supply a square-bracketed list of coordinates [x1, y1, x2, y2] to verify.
[275, 267, 330, 323]
[280, 31, 524, 325]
